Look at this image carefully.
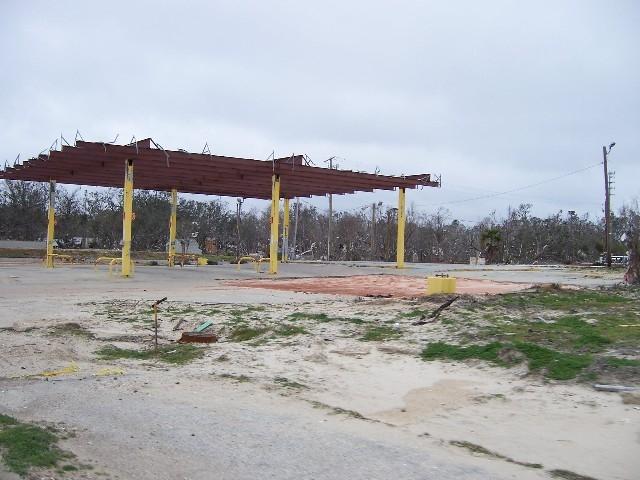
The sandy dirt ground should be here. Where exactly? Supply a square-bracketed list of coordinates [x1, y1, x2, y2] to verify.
[0, 262, 637, 480]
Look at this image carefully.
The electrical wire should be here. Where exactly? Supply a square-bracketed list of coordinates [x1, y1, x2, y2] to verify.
[434, 161, 604, 207]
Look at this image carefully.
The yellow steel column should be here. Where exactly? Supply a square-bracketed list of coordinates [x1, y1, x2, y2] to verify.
[121, 159, 134, 277]
[282, 197, 290, 262]
[45, 180, 56, 268]
[396, 187, 406, 269]
[269, 174, 281, 274]
[168, 188, 177, 267]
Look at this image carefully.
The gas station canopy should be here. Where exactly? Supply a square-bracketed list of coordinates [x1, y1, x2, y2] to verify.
[0, 138, 440, 199]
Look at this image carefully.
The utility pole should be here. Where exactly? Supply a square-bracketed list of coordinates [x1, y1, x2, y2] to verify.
[292, 197, 300, 261]
[385, 208, 393, 261]
[371, 202, 376, 259]
[236, 198, 243, 261]
[325, 157, 335, 261]
[602, 143, 615, 267]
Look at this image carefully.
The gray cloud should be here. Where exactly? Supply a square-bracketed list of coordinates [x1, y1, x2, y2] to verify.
[1, 0, 638, 221]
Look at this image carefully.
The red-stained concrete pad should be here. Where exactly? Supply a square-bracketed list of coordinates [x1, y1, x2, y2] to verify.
[225, 275, 531, 298]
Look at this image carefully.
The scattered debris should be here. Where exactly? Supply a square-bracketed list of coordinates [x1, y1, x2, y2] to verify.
[592, 384, 637, 393]
[172, 318, 187, 331]
[38, 362, 79, 378]
[151, 297, 168, 351]
[194, 320, 214, 333]
[178, 332, 218, 344]
[94, 367, 125, 376]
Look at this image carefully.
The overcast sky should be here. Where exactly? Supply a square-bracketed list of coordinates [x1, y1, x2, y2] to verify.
[1, 1, 638, 223]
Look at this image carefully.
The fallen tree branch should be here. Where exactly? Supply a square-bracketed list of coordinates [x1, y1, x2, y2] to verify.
[172, 318, 187, 331]
[412, 295, 460, 325]
[412, 318, 437, 326]
[429, 295, 460, 319]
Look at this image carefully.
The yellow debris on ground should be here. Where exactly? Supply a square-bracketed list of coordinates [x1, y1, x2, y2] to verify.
[39, 361, 79, 377]
[95, 367, 126, 376]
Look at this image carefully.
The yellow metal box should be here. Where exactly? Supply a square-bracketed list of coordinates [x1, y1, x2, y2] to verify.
[442, 277, 457, 293]
[426, 276, 457, 294]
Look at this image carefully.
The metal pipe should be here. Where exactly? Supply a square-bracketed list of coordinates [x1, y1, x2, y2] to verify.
[108, 258, 122, 275]
[168, 188, 177, 267]
[269, 174, 280, 274]
[236, 198, 243, 262]
[236, 256, 257, 270]
[45, 180, 56, 268]
[396, 187, 406, 269]
[121, 159, 134, 277]
[327, 157, 333, 261]
[282, 198, 290, 262]
[292, 197, 300, 260]
[602, 146, 611, 268]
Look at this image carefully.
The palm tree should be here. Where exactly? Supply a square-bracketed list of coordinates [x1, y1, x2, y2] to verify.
[481, 227, 502, 264]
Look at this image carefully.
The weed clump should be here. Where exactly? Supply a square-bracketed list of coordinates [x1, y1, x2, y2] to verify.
[361, 325, 401, 342]
[229, 325, 268, 342]
[397, 308, 431, 319]
[274, 324, 307, 337]
[605, 357, 640, 368]
[48, 322, 95, 339]
[274, 377, 307, 389]
[450, 440, 543, 469]
[421, 341, 592, 380]
[0, 415, 73, 475]
[549, 468, 598, 480]
[514, 342, 592, 380]
[287, 312, 330, 322]
[95, 344, 205, 365]
[309, 401, 367, 420]
[229, 306, 266, 319]
[498, 288, 631, 310]
[422, 342, 506, 363]
[218, 373, 251, 383]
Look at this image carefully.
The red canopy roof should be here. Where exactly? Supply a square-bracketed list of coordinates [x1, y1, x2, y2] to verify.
[1, 138, 440, 199]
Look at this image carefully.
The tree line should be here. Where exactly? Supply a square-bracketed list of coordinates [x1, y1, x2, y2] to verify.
[0, 180, 637, 267]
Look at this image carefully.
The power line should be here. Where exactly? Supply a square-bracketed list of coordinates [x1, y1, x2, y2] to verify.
[434, 161, 604, 207]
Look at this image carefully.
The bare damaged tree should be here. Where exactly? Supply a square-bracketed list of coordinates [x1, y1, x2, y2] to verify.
[1, 180, 633, 268]
[623, 204, 640, 284]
